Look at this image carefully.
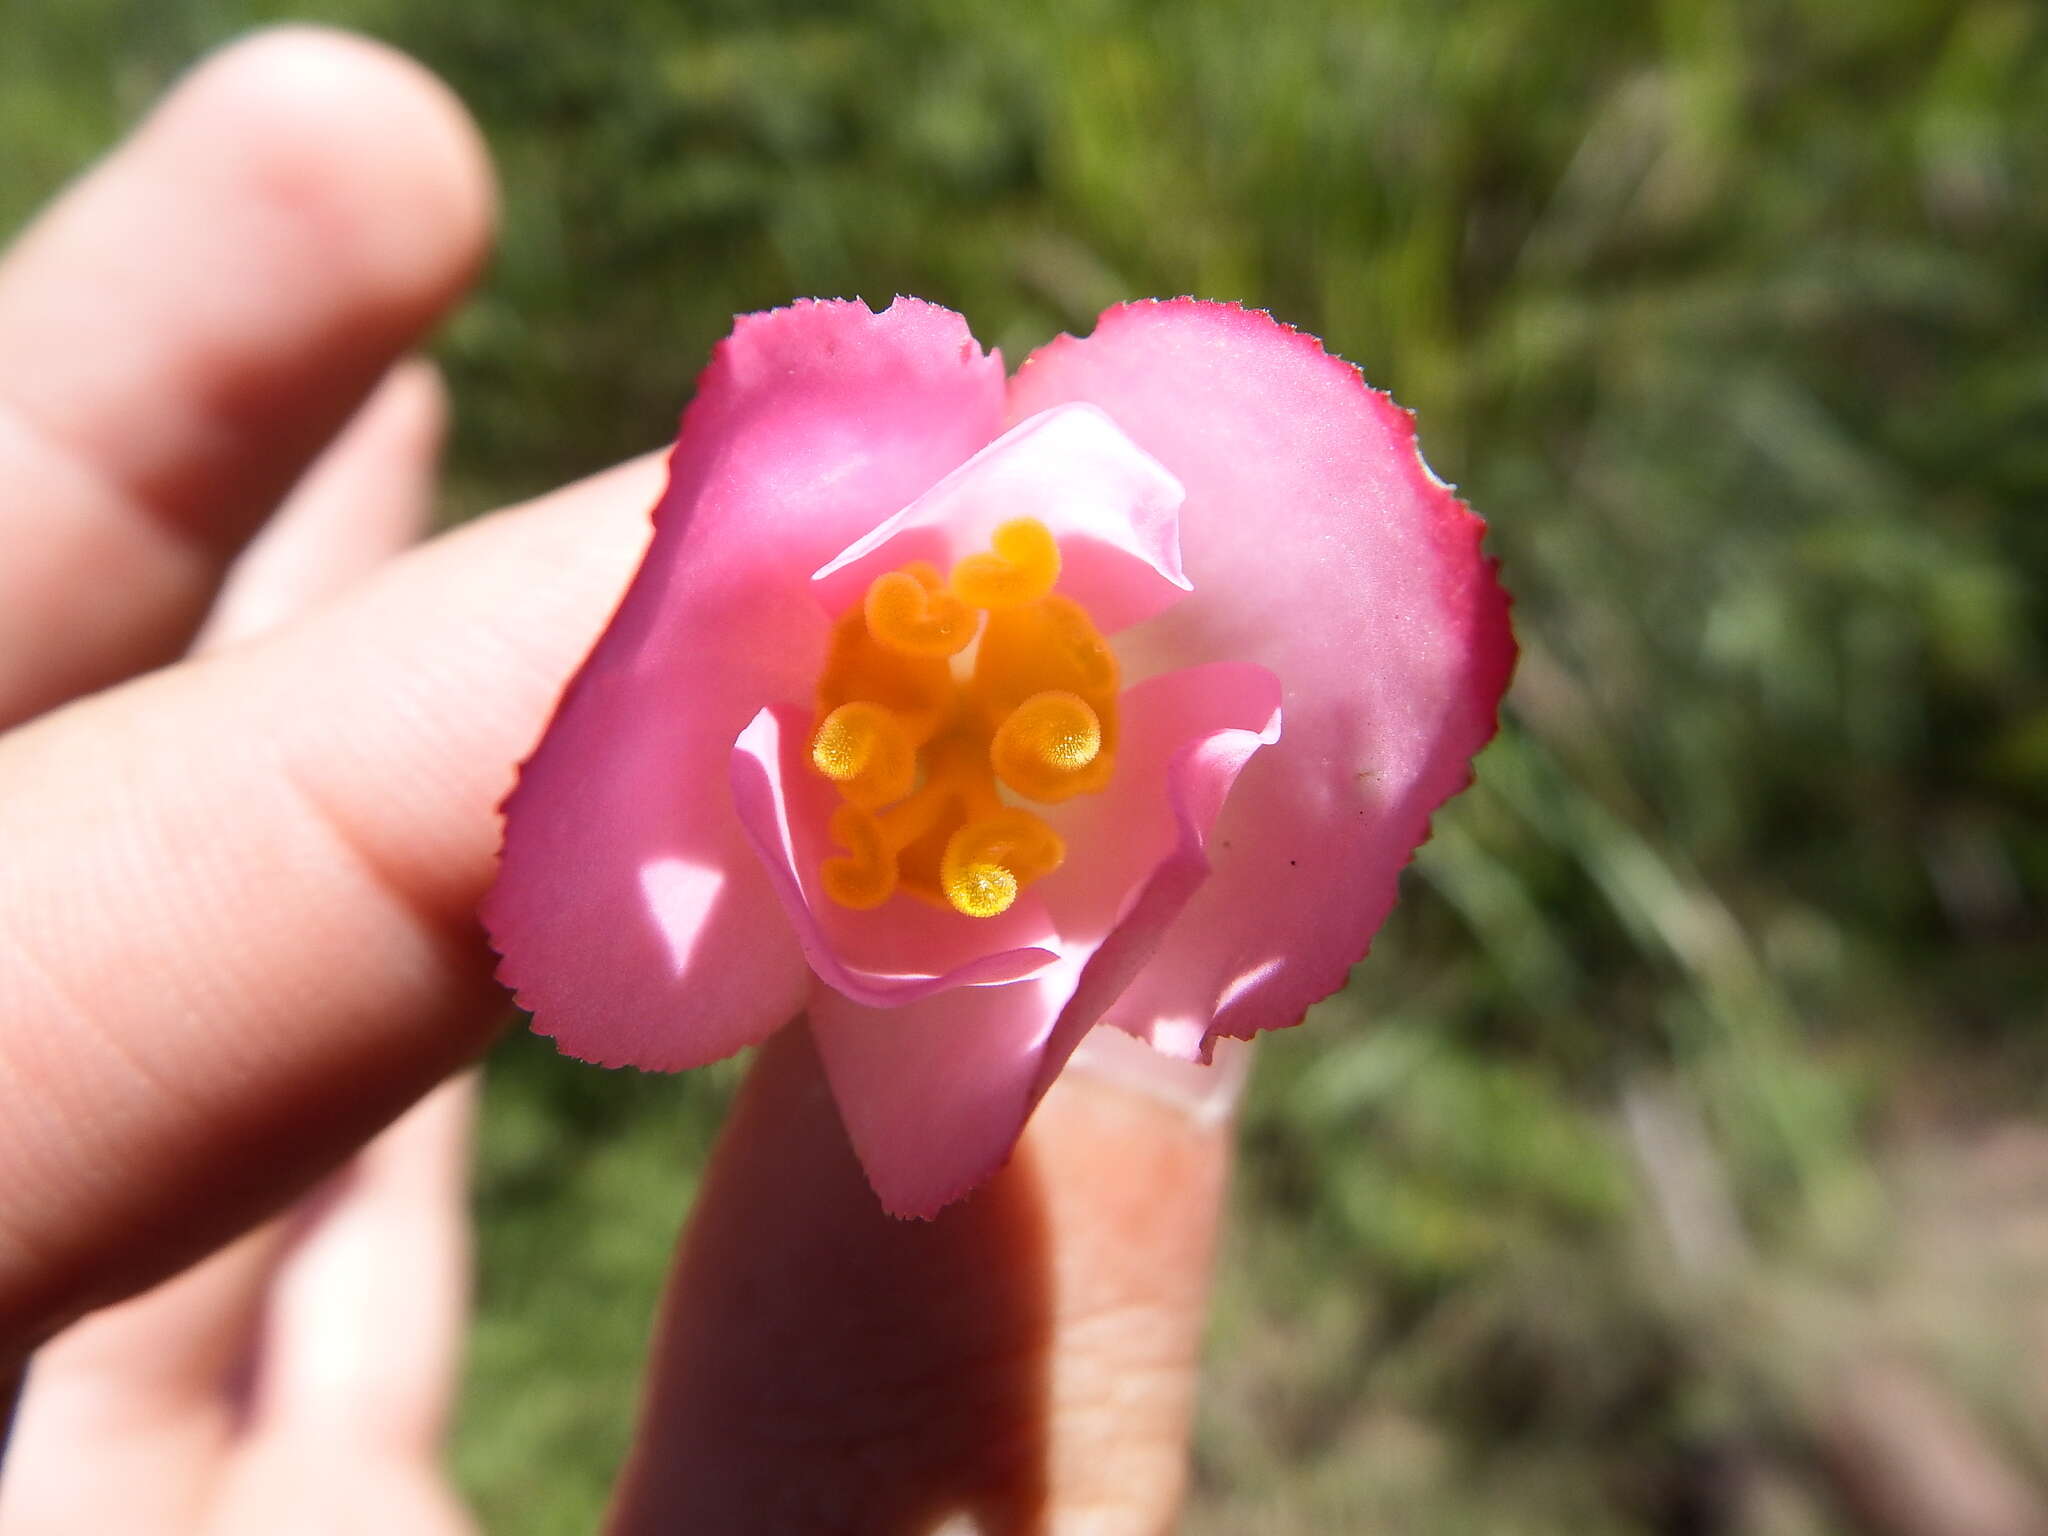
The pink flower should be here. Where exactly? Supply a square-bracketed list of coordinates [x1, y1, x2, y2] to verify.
[482, 297, 1513, 1217]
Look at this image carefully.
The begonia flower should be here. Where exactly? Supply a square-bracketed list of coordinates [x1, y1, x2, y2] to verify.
[482, 297, 1513, 1217]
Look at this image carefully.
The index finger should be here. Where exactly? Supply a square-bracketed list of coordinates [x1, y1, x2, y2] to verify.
[0, 28, 491, 725]
[0, 453, 661, 1353]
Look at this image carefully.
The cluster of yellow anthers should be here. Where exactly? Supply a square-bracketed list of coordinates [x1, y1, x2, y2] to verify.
[809, 517, 1118, 919]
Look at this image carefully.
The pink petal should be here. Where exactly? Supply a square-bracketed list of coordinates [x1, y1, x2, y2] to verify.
[805, 663, 1280, 1214]
[485, 299, 1008, 1069]
[729, 705, 1060, 1007]
[811, 403, 1190, 633]
[1037, 661, 1283, 1078]
[1008, 300, 1514, 1053]
[808, 962, 1080, 1219]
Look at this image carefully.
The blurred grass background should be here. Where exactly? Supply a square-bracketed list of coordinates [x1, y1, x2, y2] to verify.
[5, 0, 2045, 1530]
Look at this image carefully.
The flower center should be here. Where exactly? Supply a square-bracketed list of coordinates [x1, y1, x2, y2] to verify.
[809, 517, 1119, 918]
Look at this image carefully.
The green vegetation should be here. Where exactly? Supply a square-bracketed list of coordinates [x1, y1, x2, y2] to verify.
[6, 1, 2043, 1529]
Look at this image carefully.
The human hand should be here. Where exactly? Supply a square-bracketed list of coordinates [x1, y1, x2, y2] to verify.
[0, 28, 1236, 1534]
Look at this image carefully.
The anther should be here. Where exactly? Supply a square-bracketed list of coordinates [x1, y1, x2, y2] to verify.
[939, 809, 1064, 919]
[863, 564, 976, 658]
[990, 690, 1105, 803]
[810, 702, 916, 809]
[950, 518, 1061, 610]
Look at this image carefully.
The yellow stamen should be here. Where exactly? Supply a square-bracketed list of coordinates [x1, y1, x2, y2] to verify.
[950, 519, 1061, 610]
[810, 701, 915, 809]
[940, 809, 1065, 919]
[804, 516, 1116, 917]
[863, 562, 976, 658]
[990, 690, 1105, 802]
[878, 738, 1000, 910]
[973, 596, 1119, 719]
[820, 805, 898, 910]
[814, 607, 951, 743]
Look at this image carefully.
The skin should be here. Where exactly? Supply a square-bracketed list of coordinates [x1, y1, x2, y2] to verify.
[0, 29, 1233, 1534]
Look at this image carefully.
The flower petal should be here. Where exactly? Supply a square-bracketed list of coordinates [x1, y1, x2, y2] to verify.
[806, 663, 1279, 1214]
[811, 403, 1189, 633]
[486, 298, 1008, 1069]
[730, 705, 1060, 1007]
[808, 961, 1081, 1219]
[1008, 300, 1514, 1052]
[1038, 661, 1283, 1075]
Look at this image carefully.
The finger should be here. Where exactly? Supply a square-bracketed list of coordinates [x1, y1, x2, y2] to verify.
[196, 358, 448, 651]
[209, 1442, 479, 1536]
[0, 1082, 468, 1533]
[196, 1076, 482, 1536]
[247, 1073, 476, 1455]
[1, 365, 452, 1528]
[0, 26, 491, 726]
[608, 1021, 1241, 1535]
[0, 451, 664, 1356]
[0, 1227, 286, 1534]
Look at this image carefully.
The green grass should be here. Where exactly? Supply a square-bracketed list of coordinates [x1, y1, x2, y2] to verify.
[5, 1, 2044, 1529]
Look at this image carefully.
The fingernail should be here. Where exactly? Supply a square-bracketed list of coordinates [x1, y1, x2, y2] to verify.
[1065, 1025, 1251, 1125]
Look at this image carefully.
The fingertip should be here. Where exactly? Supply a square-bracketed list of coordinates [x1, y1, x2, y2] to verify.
[0, 30, 493, 717]
[155, 26, 496, 321]
[1065, 1026, 1252, 1126]
[385, 354, 451, 419]
[360, 356, 452, 477]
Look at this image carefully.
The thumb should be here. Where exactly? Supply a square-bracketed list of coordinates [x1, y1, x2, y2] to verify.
[609, 1020, 1244, 1534]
